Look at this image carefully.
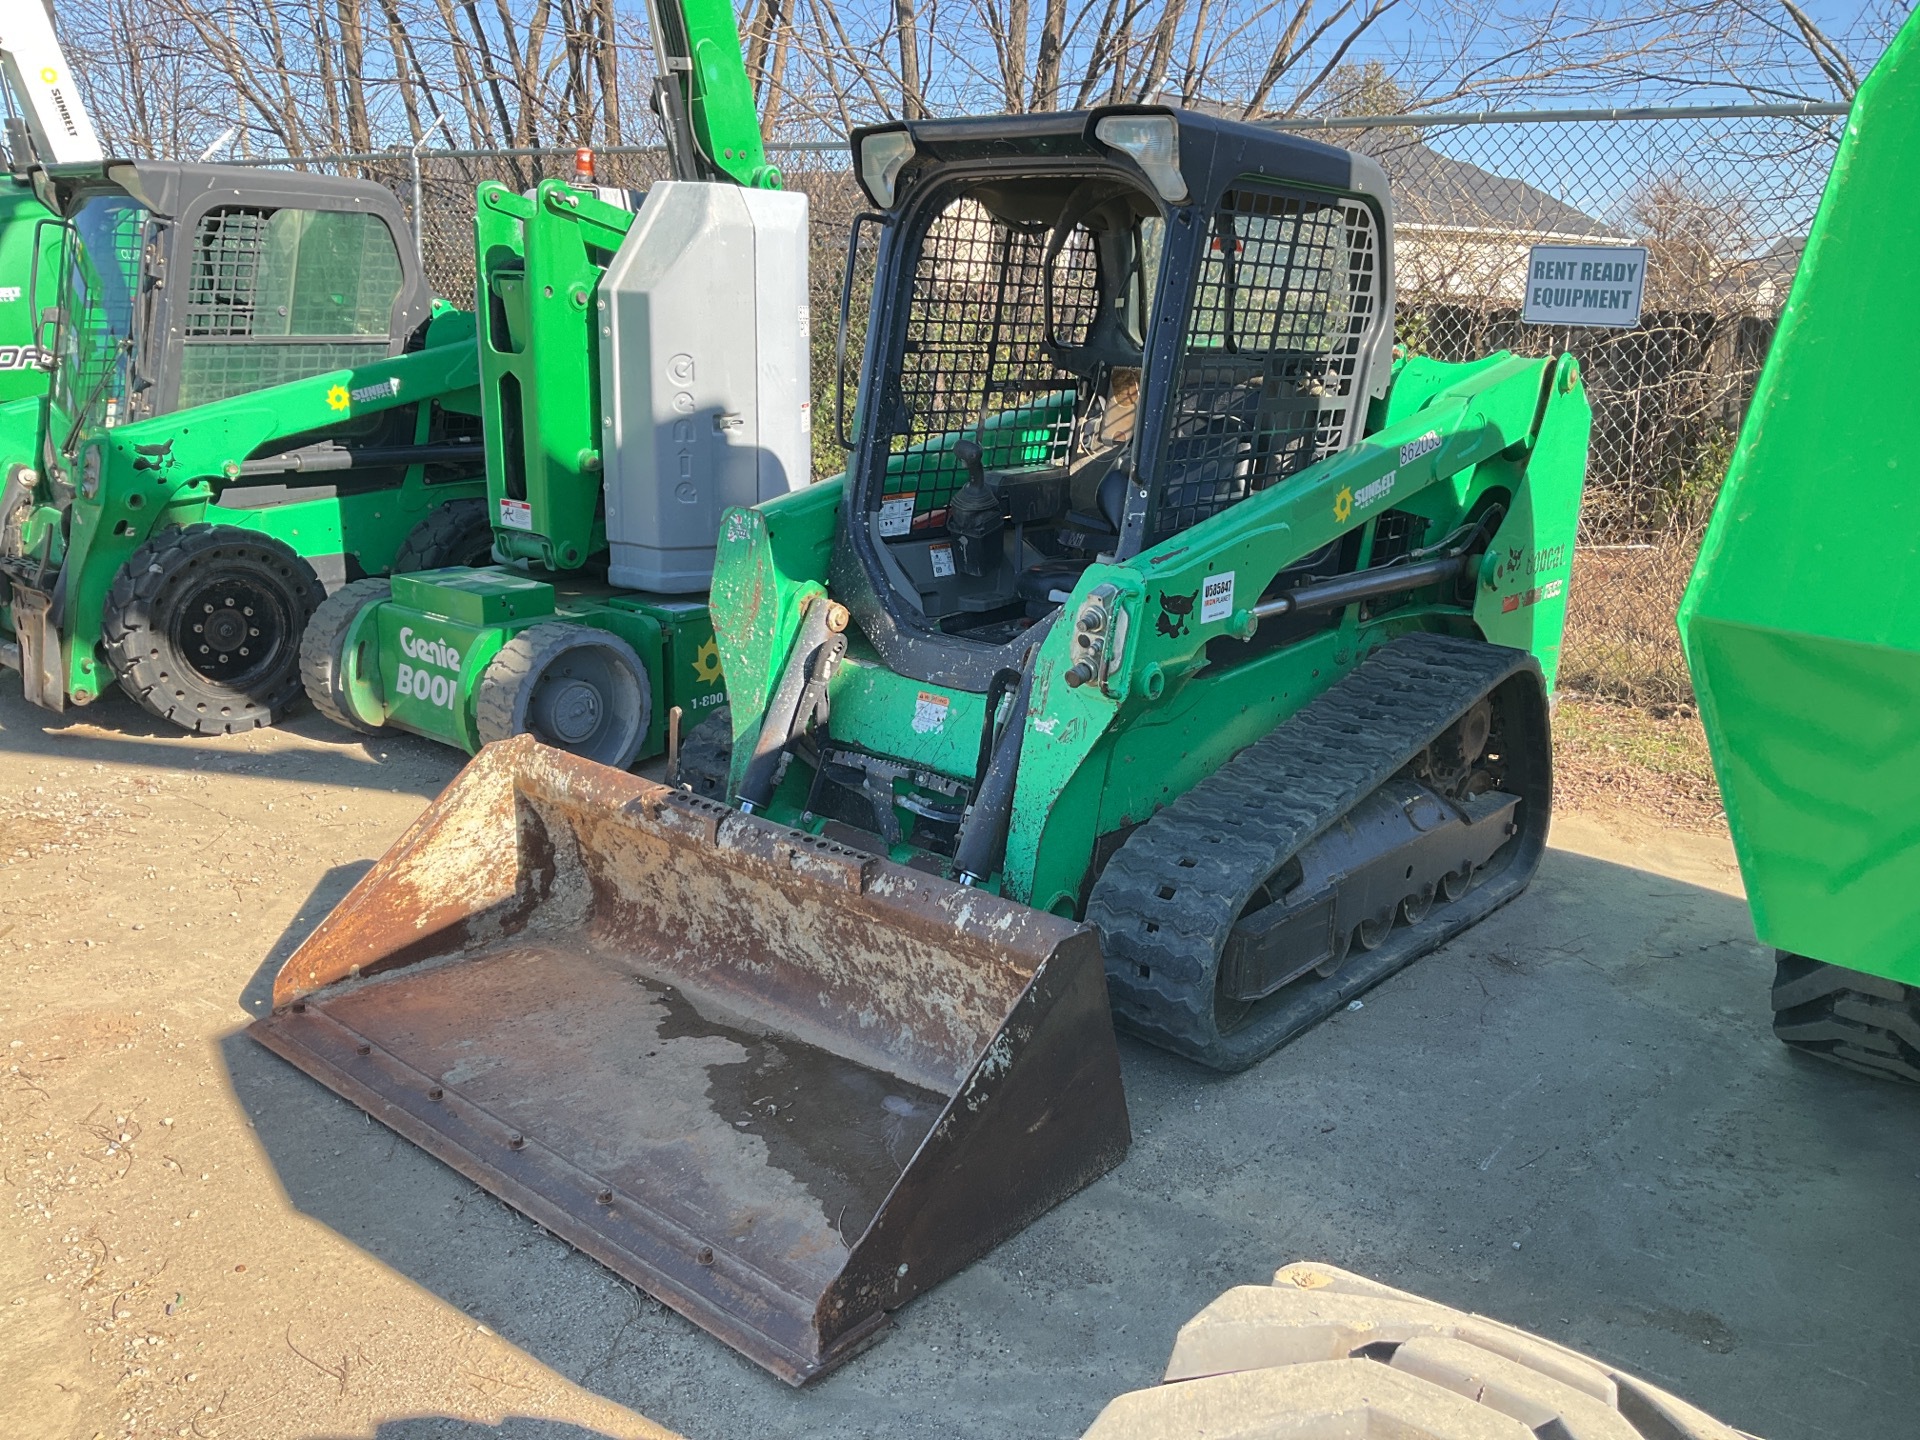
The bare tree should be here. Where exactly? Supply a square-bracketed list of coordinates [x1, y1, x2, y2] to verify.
[49, 0, 1912, 162]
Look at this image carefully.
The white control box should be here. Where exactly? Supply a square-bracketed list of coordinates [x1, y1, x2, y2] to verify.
[597, 181, 811, 593]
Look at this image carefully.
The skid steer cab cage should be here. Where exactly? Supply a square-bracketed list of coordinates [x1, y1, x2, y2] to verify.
[250, 737, 1130, 1382]
[835, 105, 1397, 690]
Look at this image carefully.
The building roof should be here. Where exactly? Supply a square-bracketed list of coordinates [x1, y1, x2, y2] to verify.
[1341, 129, 1621, 238]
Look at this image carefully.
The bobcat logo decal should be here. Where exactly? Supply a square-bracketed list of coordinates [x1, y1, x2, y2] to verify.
[1156, 589, 1196, 638]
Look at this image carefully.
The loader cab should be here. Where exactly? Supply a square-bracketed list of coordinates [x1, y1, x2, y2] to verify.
[838, 106, 1395, 690]
[37, 160, 432, 459]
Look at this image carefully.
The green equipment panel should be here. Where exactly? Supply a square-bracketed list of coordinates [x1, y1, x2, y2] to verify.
[1680, 16, 1920, 984]
[346, 567, 723, 760]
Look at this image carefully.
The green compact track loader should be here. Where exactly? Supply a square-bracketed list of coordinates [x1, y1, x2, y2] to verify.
[1680, 12, 1920, 1082]
[251, 107, 1592, 1380]
[0, 159, 488, 732]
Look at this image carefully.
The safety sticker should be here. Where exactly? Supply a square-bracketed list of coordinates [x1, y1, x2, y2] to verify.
[1200, 572, 1235, 623]
[912, 691, 949, 734]
[929, 543, 955, 578]
[1501, 578, 1563, 613]
[879, 494, 916, 537]
[499, 498, 534, 531]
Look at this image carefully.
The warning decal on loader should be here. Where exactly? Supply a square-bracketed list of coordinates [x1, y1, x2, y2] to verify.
[499, 498, 534, 531]
[879, 494, 916, 537]
[912, 691, 949, 733]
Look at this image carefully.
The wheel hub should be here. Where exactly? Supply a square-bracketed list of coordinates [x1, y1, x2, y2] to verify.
[174, 576, 283, 684]
[534, 677, 604, 744]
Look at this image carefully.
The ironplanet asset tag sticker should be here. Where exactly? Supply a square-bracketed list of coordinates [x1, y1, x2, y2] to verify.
[1200, 572, 1235, 623]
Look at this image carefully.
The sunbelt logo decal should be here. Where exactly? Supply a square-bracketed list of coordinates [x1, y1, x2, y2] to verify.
[326, 377, 402, 411]
[395, 626, 462, 710]
[1333, 471, 1396, 524]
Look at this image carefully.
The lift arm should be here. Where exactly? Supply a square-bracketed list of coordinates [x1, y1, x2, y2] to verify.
[644, 0, 780, 188]
[0, 0, 102, 165]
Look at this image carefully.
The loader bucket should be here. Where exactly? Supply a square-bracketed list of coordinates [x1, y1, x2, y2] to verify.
[248, 736, 1129, 1383]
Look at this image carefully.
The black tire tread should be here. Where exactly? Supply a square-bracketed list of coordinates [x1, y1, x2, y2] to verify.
[1771, 952, 1920, 1084]
[1081, 1261, 1747, 1440]
[299, 578, 392, 736]
[102, 523, 326, 735]
[475, 622, 652, 769]
[390, 497, 494, 574]
[677, 704, 732, 799]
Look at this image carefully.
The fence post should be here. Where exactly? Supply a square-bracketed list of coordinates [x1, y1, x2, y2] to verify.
[407, 118, 451, 266]
[407, 145, 423, 265]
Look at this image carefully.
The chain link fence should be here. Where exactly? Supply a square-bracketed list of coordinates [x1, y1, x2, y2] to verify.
[254, 103, 1843, 711]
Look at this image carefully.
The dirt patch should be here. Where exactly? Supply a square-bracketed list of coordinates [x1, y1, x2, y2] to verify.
[1552, 693, 1725, 832]
[0, 694, 672, 1440]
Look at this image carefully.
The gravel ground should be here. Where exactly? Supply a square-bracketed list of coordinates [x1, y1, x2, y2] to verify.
[2, 684, 1916, 1440]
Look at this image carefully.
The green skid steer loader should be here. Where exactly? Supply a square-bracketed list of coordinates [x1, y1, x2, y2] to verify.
[250, 108, 1592, 1380]
[294, 0, 800, 769]
[1680, 12, 1920, 1082]
[0, 159, 489, 732]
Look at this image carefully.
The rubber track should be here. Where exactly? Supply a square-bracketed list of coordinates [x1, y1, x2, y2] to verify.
[677, 704, 733, 800]
[1090, 631, 1546, 1072]
[1086, 1261, 1745, 1439]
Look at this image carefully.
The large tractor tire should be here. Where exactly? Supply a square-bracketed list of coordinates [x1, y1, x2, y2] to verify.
[300, 578, 391, 736]
[475, 623, 651, 768]
[1771, 953, 1920, 1083]
[1083, 1262, 1749, 1440]
[676, 704, 732, 799]
[103, 523, 326, 735]
[390, 497, 495, 574]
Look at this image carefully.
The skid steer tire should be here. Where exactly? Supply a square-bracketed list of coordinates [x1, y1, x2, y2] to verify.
[1082, 1262, 1751, 1440]
[1771, 952, 1920, 1084]
[390, 498, 495, 574]
[103, 523, 326, 735]
[476, 623, 651, 769]
[676, 704, 731, 799]
[300, 579, 391, 736]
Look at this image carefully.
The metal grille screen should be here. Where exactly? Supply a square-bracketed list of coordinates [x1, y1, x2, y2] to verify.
[1154, 186, 1380, 539]
[880, 194, 1101, 532]
[185, 208, 272, 337]
[185, 207, 403, 339]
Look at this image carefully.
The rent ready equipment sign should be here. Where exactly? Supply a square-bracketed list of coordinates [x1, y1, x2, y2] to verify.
[1521, 244, 1648, 328]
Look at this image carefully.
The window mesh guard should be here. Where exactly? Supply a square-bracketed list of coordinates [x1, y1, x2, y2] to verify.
[185, 208, 273, 337]
[878, 196, 1102, 533]
[1153, 187, 1379, 541]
